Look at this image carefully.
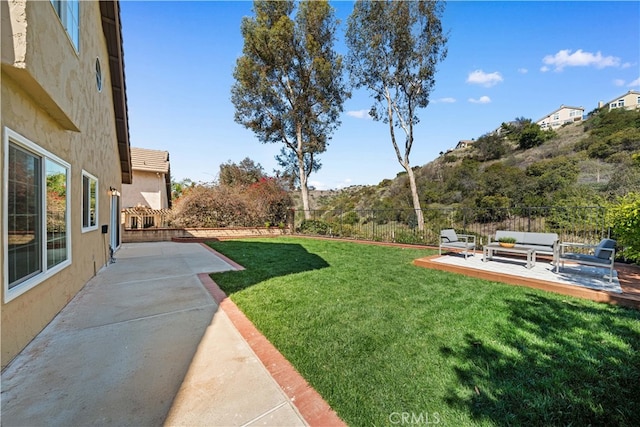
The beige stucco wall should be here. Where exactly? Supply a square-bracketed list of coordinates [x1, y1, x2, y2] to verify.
[607, 91, 640, 111]
[122, 170, 169, 210]
[537, 107, 583, 129]
[1, 1, 123, 368]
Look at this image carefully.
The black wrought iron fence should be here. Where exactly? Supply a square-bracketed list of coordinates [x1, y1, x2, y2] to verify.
[293, 206, 609, 247]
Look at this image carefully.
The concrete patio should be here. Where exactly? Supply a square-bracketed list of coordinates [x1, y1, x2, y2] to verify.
[0, 242, 343, 426]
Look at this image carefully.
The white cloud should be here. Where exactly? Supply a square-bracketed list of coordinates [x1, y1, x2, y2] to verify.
[466, 70, 503, 87]
[540, 65, 550, 72]
[518, 68, 528, 74]
[434, 97, 456, 103]
[613, 79, 626, 87]
[336, 178, 353, 189]
[346, 109, 372, 120]
[468, 96, 491, 104]
[622, 62, 632, 69]
[308, 180, 327, 190]
[541, 49, 621, 72]
[629, 77, 640, 87]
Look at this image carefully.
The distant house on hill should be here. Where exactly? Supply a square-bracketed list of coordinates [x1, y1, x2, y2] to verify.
[122, 147, 172, 210]
[536, 105, 584, 130]
[598, 90, 640, 111]
[455, 139, 475, 149]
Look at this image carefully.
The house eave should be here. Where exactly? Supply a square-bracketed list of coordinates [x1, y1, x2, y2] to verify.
[100, 0, 132, 185]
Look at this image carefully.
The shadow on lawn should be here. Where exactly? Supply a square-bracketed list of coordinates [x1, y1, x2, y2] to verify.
[207, 240, 330, 294]
[441, 294, 640, 426]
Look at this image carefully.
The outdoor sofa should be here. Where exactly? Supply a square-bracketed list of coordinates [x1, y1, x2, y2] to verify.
[439, 229, 476, 259]
[555, 238, 617, 283]
[489, 230, 559, 256]
[483, 230, 559, 269]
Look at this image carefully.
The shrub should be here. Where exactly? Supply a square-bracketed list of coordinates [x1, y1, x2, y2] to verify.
[342, 211, 360, 225]
[393, 229, 424, 244]
[473, 133, 508, 161]
[170, 186, 252, 228]
[607, 192, 640, 263]
[244, 178, 293, 225]
[477, 195, 511, 223]
[518, 123, 556, 150]
[298, 219, 330, 235]
[170, 178, 292, 228]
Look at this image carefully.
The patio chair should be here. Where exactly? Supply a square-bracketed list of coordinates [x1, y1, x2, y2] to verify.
[439, 229, 476, 260]
[555, 238, 616, 283]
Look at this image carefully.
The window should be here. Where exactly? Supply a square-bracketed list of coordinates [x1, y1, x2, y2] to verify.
[50, 0, 79, 50]
[82, 171, 98, 231]
[4, 127, 71, 302]
[553, 113, 559, 120]
[618, 99, 625, 107]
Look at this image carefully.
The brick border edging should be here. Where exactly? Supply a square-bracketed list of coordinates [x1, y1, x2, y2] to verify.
[414, 255, 640, 309]
[196, 273, 346, 427]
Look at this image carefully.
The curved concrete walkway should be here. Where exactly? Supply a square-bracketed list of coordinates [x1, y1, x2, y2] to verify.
[1, 242, 336, 426]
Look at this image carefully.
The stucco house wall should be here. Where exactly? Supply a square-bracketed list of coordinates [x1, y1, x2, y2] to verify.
[123, 170, 170, 210]
[122, 147, 171, 210]
[1, 0, 130, 367]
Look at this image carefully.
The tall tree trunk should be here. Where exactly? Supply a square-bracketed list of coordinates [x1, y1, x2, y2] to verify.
[405, 164, 424, 232]
[296, 125, 312, 220]
[298, 160, 311, 220]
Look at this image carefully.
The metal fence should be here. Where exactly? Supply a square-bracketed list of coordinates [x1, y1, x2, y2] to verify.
[292, 207, 609, 247]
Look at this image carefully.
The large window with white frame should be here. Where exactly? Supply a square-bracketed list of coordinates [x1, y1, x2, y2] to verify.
[4, 127, 71, 302]
[82, 171, 98, 231]
[50, 0, 79, 51]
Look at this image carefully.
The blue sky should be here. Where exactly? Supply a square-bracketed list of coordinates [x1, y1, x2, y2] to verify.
[120, 1, 640, 190]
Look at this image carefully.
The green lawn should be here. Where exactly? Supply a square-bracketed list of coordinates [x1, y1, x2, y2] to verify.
[208, 237, 640, 426]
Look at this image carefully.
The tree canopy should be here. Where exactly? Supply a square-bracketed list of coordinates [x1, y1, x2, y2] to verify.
[345, 0, 448, 230]
[219, 157, 265, 187]
[231, 0, 348, 218]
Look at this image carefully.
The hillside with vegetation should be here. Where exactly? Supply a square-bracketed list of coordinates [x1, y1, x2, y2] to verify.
[310, 108, 640, 213]
[170, 109, 639, 262]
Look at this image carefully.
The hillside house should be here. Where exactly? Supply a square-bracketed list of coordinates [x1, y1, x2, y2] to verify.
[536, 105, 584, 130]
[1, 0, 132, 367]
[598, 90, 640, 111]
[455, 139, 475, 149]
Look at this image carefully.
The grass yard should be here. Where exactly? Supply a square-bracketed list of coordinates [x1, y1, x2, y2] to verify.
[208, 237, 640, 426]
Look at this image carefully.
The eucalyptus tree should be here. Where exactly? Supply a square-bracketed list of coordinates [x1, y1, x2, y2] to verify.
[231, 0, 348, 219]
[346, 0, 448, 231]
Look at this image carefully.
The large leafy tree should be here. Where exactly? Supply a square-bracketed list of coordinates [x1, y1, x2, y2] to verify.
[219, 157, 264, 187]
[346, 0, 447, 230]
[231, 0, 348, 219]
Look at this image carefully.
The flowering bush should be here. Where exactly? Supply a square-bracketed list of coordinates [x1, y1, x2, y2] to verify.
[170, 179, 292, 228]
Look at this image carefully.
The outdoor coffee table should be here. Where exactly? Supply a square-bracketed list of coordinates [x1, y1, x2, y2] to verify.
[483, 243, 536, 269]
